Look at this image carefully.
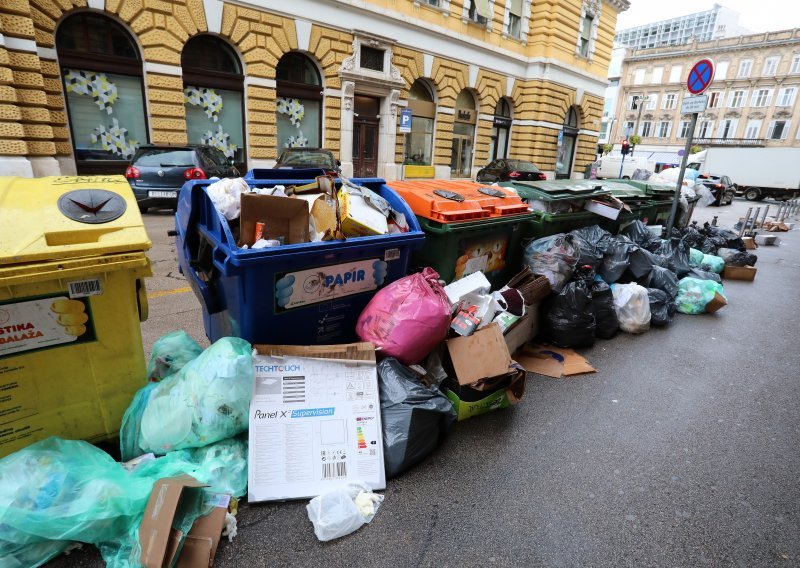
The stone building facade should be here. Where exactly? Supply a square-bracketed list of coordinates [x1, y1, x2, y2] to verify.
[609, 28, 800, 154]
[0, 0, 629, 180]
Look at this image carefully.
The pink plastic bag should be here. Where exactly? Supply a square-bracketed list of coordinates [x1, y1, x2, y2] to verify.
[356, 268, 451, 365]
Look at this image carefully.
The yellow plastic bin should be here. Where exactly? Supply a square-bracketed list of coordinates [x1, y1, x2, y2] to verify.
[0, 176, 152, 458]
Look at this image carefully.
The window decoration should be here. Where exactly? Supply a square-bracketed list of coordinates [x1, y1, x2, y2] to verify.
[184, 86, 224, 122]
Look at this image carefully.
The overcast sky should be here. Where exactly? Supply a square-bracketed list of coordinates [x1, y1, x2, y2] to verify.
[616, 1, 800, 33]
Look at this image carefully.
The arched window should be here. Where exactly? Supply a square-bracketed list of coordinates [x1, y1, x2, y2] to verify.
[490, 97, 513, 160]
[57, 13, 148, 173]
[556, 106, 581, 178]
[182, 35, 246, 167]
[451, 89, 477, 177]
[276, 52, 322, 150]
[404, 79, 436, 166]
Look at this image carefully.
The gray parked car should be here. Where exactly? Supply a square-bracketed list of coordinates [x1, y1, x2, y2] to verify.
[126, 144, 238, 212]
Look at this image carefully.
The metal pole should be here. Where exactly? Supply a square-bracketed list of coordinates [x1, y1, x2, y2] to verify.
[666, 111, 698, 233]
[739, 207, 753, 237]
[752, 207, 761, 231]
[760, 205, 770, 229]
[618, 153, 625, 178]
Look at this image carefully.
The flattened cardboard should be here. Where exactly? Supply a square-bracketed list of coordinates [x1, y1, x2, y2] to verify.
[722, 265, 757, 281]
[705, 291, 727, 313]
[742, 237, 757, 250]
[514, 344, 596, 378]
[446, 324, 512, 385]
[176, 493, 230, 568]
[248, 342, 386, 502]
[139, 475, 208, 568]
[295, 194, 338, 237]
[240, 193, 309, 246]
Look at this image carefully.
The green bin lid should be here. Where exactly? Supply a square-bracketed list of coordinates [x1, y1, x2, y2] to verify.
[501, 180, 611, 202]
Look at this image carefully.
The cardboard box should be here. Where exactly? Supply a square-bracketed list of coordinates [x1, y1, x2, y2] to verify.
[513, 344, 596, 379]
[248, 342, 385, 502]
[139, 475, 210, 568]
[442, 324, 526, 420]
[240, 193, 309, 247]
[443, 271, 491, 306]
[295, 193, 338, 237]
[443, 366, 526, 421]
[499, 304, 539, 355]
[338, 189, 388, 237]
[742, 236, 757, 250]
[705, 291, 727, 313]
[583, 195, 627, 220]
[722, 265, 757, 281]
[176, 493, 230, 568]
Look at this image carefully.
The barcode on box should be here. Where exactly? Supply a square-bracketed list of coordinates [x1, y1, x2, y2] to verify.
[384, 248, 400, 261]
[68, 279, 102, 299]
[321, 461, 347, 480]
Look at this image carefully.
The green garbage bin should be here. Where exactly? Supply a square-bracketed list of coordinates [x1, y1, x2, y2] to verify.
[604, 179, 690, 227]
[501, 180, 623, 241]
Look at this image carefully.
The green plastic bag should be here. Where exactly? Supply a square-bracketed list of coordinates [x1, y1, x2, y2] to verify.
[675, 277, 726, 314]
[121, 331, 204, 461]
[0, 436, 248, 568]
[123, 337, 253, 457]
[689, 248, 705, 267]
[146, 330, 203, 382]
[700, 253, 725, 274]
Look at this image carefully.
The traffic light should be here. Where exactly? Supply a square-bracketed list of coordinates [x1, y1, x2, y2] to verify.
[621, 140, 630, 156]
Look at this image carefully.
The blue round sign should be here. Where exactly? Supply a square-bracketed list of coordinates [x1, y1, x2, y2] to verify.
[687, 58, 715, 95]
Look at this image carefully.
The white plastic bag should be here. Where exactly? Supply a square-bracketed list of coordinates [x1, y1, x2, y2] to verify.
[694, 183, 716, 206]
[306, 482, 384, 542]
[611, 283, 651, 334]
[206, 177, 249, 220]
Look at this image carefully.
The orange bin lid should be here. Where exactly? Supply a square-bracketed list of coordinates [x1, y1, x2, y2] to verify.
[387, 180, 529, 222]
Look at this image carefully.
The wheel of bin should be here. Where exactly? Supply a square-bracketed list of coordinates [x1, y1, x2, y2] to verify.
[744, 188, 760, 201]
[622, 175, 630, 179]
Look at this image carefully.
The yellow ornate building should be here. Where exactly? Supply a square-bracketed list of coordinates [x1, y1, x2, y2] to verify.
[0, 0, 628, 179]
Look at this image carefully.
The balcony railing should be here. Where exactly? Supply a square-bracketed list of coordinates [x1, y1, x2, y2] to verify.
[692, 138, 765, 147]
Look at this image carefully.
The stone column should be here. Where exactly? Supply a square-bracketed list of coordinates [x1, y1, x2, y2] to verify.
[340, 81, 355, 177]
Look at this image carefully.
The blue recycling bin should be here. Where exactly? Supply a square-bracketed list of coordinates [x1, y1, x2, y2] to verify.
[176, 175, 424, 345]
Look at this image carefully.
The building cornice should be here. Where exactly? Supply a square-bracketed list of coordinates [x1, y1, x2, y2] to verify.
[625, 30, 800, 62]
[604, 0, 631, 13]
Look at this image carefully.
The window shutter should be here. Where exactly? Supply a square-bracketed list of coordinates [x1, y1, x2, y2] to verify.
[766, 121, 775, 139]
[474, 0, 492, 19]
[509, 0, 522, 16]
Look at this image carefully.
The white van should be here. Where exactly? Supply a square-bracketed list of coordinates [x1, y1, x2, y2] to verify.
[596, 155, 655, 179]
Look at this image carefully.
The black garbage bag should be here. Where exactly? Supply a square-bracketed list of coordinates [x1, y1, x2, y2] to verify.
[704, 223, 745, 251]
[378, 358, 457, 478]
[591, 280, 619, 339]
[648, 265, 679, 299]
[654, 237, 692, 276]
[598, 235, 636, 283]
[647, 288, 676, 327]
[621, 220, 660, 249]
[678, 225, 705, 251]
[627, 247, 662, 283]
[687, 267, 722, 283]
[570, 225, 613, 268]
[544, 269, 595, 348]
[718, 248, 757, 267]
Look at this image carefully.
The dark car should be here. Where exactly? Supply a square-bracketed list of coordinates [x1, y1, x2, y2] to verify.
[697, 173, 736, 206]
[126, 145, 238, 213]
[476, 159, 547, 183]
[274, 148, 341, 174]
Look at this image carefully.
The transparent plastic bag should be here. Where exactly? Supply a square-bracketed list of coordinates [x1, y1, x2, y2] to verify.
[127, 337, 253, 456]
[306, 482, 383, 542]
[206, 177, 248, 220]
[689, 247, 705, 267]
[523, 234, 579, 293]
[356, 268, 451, 365]
[611, 283, 651, 334]
[700, 254, 725, 274]
[676, 278, 726, 315]
[146, 330, 203, 382]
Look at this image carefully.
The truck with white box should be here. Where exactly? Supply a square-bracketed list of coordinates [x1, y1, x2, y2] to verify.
[687, 148, 800, 201]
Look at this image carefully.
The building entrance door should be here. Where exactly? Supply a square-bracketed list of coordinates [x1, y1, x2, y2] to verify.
[352, 95, 380, 177]
[450, 134, 473, 178]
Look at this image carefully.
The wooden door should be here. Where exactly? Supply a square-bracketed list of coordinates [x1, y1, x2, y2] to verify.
[353, 119, 379, 178]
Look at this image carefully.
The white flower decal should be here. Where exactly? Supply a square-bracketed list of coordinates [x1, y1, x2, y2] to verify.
[184, 86, 224, 121]
[277, 97, 305, 127]
[90, 118, 139, 158]
[65, 69, 119, 114]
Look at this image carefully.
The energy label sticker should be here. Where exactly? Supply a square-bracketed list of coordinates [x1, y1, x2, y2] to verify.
[0, 296, 96, 358]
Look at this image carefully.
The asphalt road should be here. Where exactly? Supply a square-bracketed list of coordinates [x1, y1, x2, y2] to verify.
[49, 196, 800, 567]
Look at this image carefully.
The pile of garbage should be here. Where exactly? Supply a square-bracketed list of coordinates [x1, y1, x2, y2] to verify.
[204, 175, 409, 249]
[526, 219, 756, 348]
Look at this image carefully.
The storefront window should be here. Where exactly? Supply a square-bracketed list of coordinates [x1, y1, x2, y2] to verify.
[276, 53, 322, 151]
[556, 106, 580, 179]
[404, 80, 436, 165]
[490, 97, 512, 161]
[56, 13, 148, 173]
[182, 36, 245, 166]
[451, 89, 477, 177]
